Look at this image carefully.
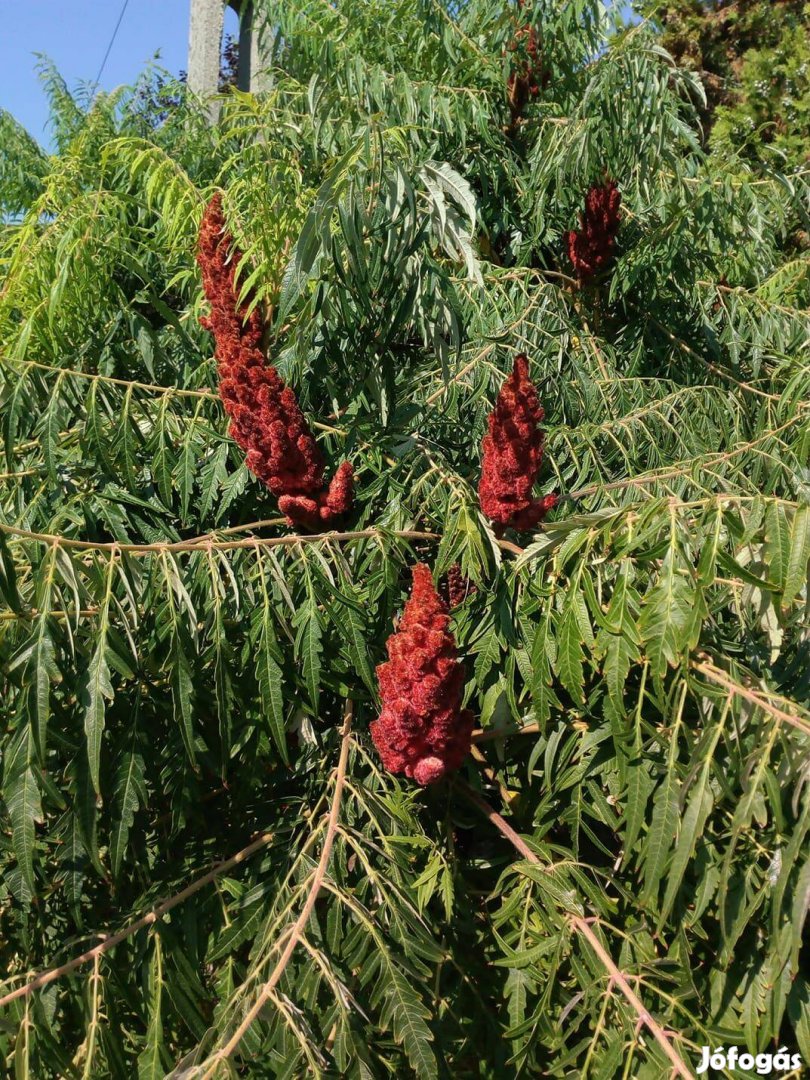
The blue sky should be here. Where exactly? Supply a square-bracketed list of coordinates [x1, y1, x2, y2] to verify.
[1, 0, 240, 145]
[2, 2, 637, 147]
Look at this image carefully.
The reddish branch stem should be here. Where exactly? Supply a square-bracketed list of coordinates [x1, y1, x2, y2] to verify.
[0, 522, 440, 554]
[0, 832, 275, 1009]
[204, 700, 354, 1075]
[471, 722, 539, 743]
[694, 660, 810, 738]
[458, 780, 693, 1080]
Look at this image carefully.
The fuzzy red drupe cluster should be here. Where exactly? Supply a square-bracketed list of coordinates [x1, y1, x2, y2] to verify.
[478, 354, 557, 534]
[197, 195, 353, 529]
[506, 11, 549, 124]
[565, 180, 622, 282]
[443, 563, 477, 608]
[370, 564, 474, 786]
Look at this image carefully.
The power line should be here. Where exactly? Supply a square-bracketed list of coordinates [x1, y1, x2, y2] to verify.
[94, 0, 132, 86]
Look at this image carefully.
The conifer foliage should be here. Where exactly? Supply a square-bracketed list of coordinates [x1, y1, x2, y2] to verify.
[0, 2, 809, 1077]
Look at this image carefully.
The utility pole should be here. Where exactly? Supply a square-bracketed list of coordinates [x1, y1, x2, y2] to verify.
[187, 0, 270, 119]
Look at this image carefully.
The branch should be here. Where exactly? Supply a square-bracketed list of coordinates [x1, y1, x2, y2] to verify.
[470, 744, 516, 806]
[566, 416, 803, 502]
[471, 722, 539, 743]
[204, 700, 354, 1075]
[1, 467, 798, 558]
[643, 313, 781, 402]
[1, 355, 217, 400]
[0, 522, 440, 555]
[693, 659, 810, 739]
[0, 356, 345, 433]
[458, 780, 692, 1080]
[0, 832, 275, 1008]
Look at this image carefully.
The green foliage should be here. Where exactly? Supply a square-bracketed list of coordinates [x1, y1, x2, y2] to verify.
[645, 0, 810, 169]
[710, 11, 810, 170]
[1, 2, 809, 1076]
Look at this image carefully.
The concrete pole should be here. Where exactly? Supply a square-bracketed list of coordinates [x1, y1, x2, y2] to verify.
[187, 0, 226, 119]
[237, 2, 257, 92]
[188, 0, 271, 119]
[244, 3, 275, 95]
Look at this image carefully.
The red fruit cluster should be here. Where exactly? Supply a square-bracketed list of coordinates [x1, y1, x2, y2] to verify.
[479, 355, 557, 533]
[506, 1, 549, 124]
[443, 564, 477, 608]
[370, 564, 474, 786]
[197, 195, 353, 528]
[276, 462, 354, 530]
[565, 180, 622, 282]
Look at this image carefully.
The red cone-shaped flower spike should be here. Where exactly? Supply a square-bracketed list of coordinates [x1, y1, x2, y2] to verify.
[443, 564, 477, 608]
[506, 19, 550, 124]
[277, 461, 355, 530]
[478, 355, 555, 533]
[371, 564, 473, 786]
[197, 195, 353, 528]
[565, 180, 622, 282]
[509, 493, 559, 531]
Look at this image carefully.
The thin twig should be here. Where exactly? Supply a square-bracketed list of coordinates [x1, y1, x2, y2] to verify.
[0, 832, 275, 1008]
[0, 469, 39, 480]
[183, 517, 286, 542]
[0, 608, 100, 622]
[470, 744, 516, 806]
[578, 312, 610, 382]
[696, 279, 807, 319]
[458, 780, 692, 1080]
[0, 451, 799, 558]
[644, 314, 780, 402]
[471, 722, 540, 743]
[422, 277, 552, 406]
[424, 352, 493, 406]
[0, 523, 439, 555]
[0, 357, 345, 433]
[567, 416, 803, 502]
[1, 356, 217, 400]
[693, 659, 810, 738]
[497, 537, 525, 555]
[205, 700, 354, 1075]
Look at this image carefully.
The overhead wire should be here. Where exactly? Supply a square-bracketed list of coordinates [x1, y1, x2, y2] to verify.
[94, 0, 132, 86]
